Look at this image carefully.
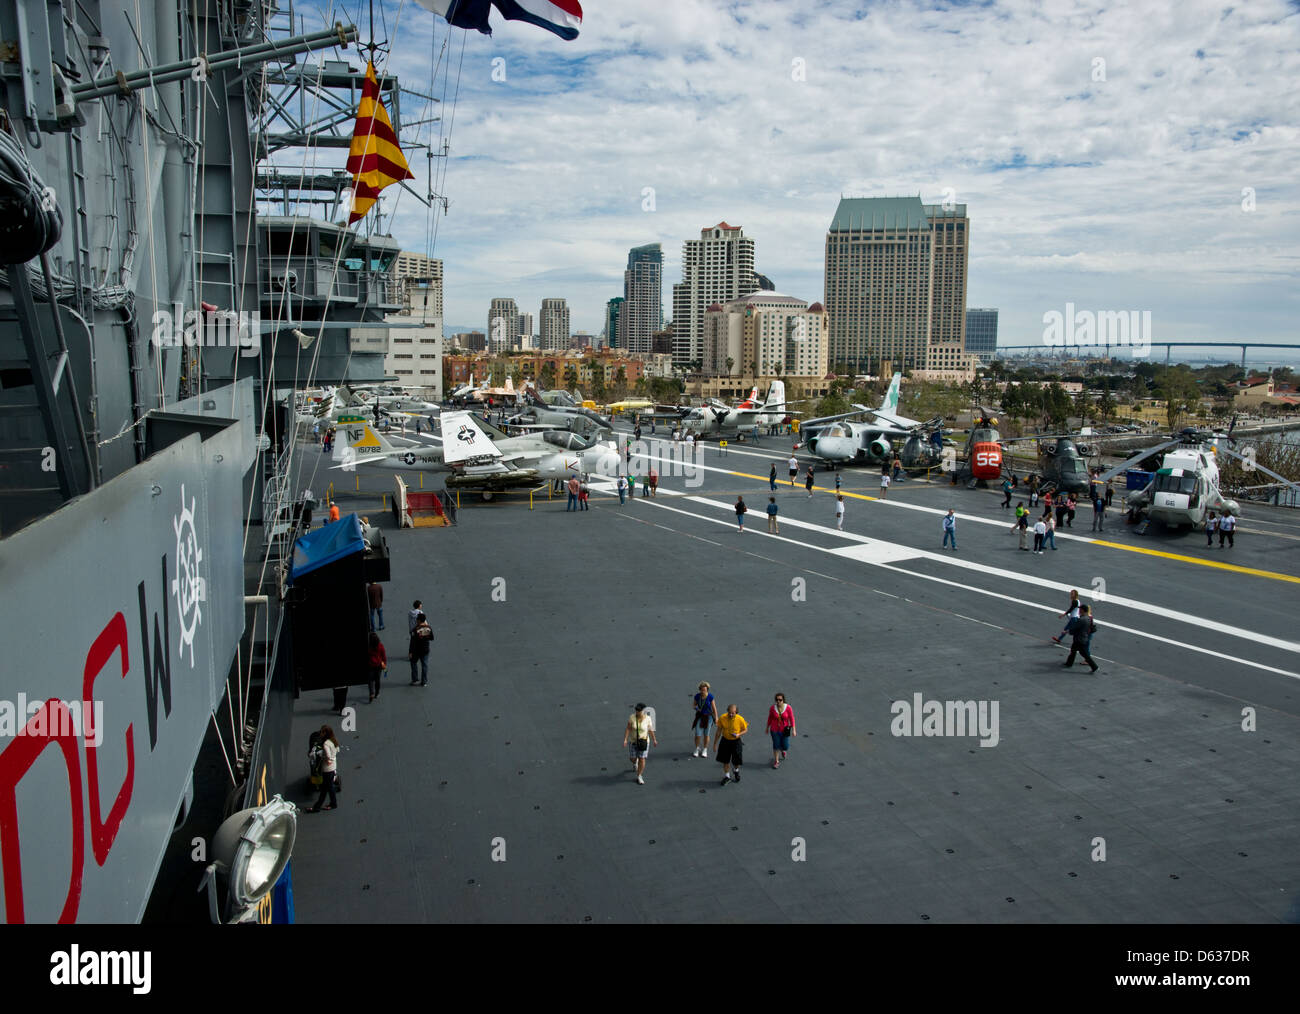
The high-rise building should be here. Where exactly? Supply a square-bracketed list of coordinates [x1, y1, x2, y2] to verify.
[701, 292, 827, 381]
[621, 243, 663, 355]
[517, 312, 534, 345]
[605, 297, 624, 349]
[488, 297, 519, 352]
[350, 251, 444, 398]
[384, 280, 444, 398]
[965, 308, 998, 363]
[671, 222, 757, 368]
[539, 298, 571, 352]
[824, 196, 969, 372]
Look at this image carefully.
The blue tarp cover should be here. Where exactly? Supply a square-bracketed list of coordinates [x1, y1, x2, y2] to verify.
[289, 513, 365, 584]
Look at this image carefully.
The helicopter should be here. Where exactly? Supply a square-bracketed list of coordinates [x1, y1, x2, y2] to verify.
[951, 408, 1005, 487]
[1096, 423, 1243, 530]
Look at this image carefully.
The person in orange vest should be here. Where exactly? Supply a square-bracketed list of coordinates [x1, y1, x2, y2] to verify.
[328, 501, 340, 523]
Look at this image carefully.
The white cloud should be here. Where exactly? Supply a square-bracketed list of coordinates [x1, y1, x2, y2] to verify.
[284, 0, 1299, 347]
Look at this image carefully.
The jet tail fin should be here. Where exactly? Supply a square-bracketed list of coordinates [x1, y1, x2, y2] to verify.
[335, 412, 394, 465]
[880, 373, 901, 414]
[765, 380, 786, 409]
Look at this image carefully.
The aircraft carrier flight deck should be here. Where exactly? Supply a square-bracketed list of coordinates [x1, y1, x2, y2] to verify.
[286, 422, 1299, 923]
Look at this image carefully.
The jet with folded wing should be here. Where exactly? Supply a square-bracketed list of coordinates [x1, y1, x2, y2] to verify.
[333, 411, 621, 495]
[801, 374, 943, 470]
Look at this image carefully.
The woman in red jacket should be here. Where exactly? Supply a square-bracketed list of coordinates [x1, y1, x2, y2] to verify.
[767, 692, 796, 768]
[367, 631, 387, 702]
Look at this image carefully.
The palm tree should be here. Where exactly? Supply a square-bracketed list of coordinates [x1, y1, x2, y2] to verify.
[725, 356, 735, 376]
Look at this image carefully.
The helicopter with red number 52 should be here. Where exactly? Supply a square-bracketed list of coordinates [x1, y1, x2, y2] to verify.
[952, 408, 1005, 486]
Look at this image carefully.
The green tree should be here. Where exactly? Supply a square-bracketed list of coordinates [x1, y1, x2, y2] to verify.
[612, 366, 627, 399]
[1098, 389, 1117, 425]
[725, 356, 735, 376]
[1045, 382, 1071, 429]
[563, 364, 578, 392]
[814, 393, 851, 418]
[539, 361, 556, 391]
[590, 369, 607, 402]
[1156, 366, 1200, 428]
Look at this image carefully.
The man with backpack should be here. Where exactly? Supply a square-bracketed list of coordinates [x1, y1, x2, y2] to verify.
[408, 612, 434, 686]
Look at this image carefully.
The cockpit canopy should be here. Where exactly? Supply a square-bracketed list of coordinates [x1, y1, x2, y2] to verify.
[543, 430, 596, 450]
[1154, 472, 1198, 496]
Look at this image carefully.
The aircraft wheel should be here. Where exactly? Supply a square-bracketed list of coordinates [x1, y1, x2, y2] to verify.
[481, 491, 495, 502]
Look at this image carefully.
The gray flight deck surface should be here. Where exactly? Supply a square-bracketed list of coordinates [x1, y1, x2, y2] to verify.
[287, 425, 1300, 923]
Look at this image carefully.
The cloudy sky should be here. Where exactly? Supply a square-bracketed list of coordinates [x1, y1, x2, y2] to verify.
[284, 0, 1300, 353]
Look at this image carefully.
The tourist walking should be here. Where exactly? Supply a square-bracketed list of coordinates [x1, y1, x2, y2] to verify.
[692, 682, 718, 757]
[617, 474, 627, 505]
[766, 693, 796, 768]
[1062, 604, 1099, 673]
[579, 479, 590, 510]
[649, 469, 658, 497]
[623, 703, 658, 785]
[367, 580, 384, 631]
[1205, 512, 1219, 546]
[835, 494, 846, 530]
[735, 496, 747, 532]
[834, 472, 842, 492]
[769, 463, 777, 491]
[879, 471, 891, 498]
[409, 599, 423, 635]
[766, 497, 780, 533]
[805, 466, 815, 498]
[566, 475, 580, 511]
[1052, 590, 1081, 643]
[1219, 511, 1236, 548]
[1105, 478, 1114, 507]
[788, 454, 798, 486]
[1044, 511, 1058, 550]
[942, 508, 957, 549]
[1028, 474, 1039, 507]
[1065, 495, 1077, 528]
[1001, 477, 1013, 508]
[1055, 496, 1068, 530]
[408, 612, 433, 686]
[307, 725, 339, 812]
[1011, 504, 1029, 550]
[366, 631, 387, 702]
[1091, 492, 1105, 531]
[714, 704, 748, 785]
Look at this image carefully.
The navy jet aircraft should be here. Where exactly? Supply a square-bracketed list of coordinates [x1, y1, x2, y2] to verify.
[801, 374, 943, 471]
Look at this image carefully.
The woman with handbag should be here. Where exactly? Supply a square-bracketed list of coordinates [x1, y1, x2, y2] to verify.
[367, 631, 387, 702]
[307, 725, 340, 812]
[623, 703, 658, 785]
[766, 693, 796, 768]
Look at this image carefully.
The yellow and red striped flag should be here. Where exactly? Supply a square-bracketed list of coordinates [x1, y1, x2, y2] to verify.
[345, 62, 415, 225]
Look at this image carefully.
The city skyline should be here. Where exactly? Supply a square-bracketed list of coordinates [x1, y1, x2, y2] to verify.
[295, 0, 1298, 351]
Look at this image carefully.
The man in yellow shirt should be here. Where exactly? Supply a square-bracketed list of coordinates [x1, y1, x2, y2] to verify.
[713, 704, 748, 785]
